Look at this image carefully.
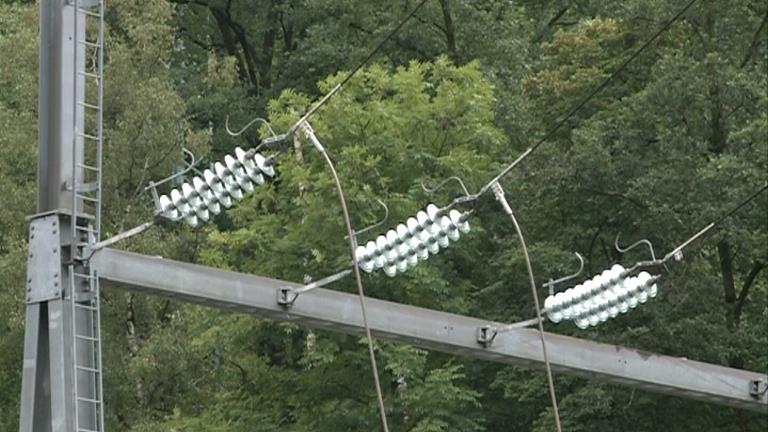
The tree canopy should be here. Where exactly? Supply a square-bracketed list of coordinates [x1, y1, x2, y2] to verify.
[0, 0, 766, 431]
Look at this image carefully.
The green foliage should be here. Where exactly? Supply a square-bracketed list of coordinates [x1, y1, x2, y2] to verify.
[0, 0, 767, 431]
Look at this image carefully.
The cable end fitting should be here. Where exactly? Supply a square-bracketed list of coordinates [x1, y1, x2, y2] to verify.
[299, 122, 326, 154]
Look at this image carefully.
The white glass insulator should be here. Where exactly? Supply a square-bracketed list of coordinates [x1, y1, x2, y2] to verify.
[598, 309, 610, 322]
[235, 147, 264, 184]
[360, 259, 375, 273]
[182, 184, 209, 221]
[204, 169, 232, 208]
[570, 283, 584, 303]
[435, 232, 450, 248]
[648, 282, 658, 298]
[254, 153, 276, 178]
[441, 216, 460, 241]
[397, 242, 411, 263]
[450, 209, 470, 234]
[636, 271, 651, 285]
[552, 292, 566, 312]
[376, 236, 389, 267]
[406, 253, 419, 267]
[609, 264, 625, 284]
[544, 296, 555, 312]
[416, 211, 431, 232]
[409, 237, 428, 260]
[581, 279, 597, 298]
[426, 203, 441, 221]
[575, 318, 590, 329]
[396, 258, 408, 273]
[426, 237, 440, 254]
[158, 195, 181, 220]
[215, 162, 244, 200]
[608, 305, 620, 318]
[366, 241, 383, 270]
[548, 309, 563, 323]
[598, 269, 613, 289]
[184, 214, 199, 227]
[618, 298, 630, 313]
[355, 245, 368, 264]
[193, 177, 220, 214]
[588, 314, 600, 327]
[406, 217, 421, 237]
[181, 183, 200, 207]
[170, 189, 192, 216]
[225, 155, 254, 193]
[396, 224, 410, 242]
[384, 264, 397, 277]
[637, 290, 649, 303]
[628, 295, 639, 309]
[386, 231, 400, 262]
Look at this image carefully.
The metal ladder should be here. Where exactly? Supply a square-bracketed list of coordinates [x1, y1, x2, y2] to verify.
[70, 0, 106, 431]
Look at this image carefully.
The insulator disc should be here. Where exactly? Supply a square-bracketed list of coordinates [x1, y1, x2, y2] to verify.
[215, 162, 244, 200]
[225, 155, 254, 193]
[204, 169, 232, 208]
[158, 195, 181, 220]
[254, 153, 276, 178]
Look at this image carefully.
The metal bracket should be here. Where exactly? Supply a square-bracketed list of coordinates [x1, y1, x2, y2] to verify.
[750, 379, 768, 400]
[277, 286, 299, 307]
[477, 325, 499, 347]
[26, 214, 63, 303]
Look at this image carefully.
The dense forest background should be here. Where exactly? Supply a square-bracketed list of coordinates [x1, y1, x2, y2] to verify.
[1, 0, 767, 430]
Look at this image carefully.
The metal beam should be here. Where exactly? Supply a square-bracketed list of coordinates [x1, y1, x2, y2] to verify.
[91, 248, 768, 413]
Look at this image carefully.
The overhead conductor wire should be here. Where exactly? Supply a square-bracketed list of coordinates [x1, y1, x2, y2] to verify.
[465, 0, 701, 203]
[301, 123, 390, 432]
[288, 2, 431, 429]
[491, 182, 563, 432]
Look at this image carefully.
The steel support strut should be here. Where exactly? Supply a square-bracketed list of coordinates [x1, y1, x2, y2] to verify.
[91, 248, 768, 413]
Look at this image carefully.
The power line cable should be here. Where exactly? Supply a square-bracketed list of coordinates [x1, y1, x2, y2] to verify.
[492, 182, 563, 432]
[301, 123, 390, 431]
[284, 0, 431, 136]
[467, 0, 701, 201]
[658, 182, 768, 264]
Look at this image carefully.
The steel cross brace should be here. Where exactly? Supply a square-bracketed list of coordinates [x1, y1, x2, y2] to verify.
[90, 247, 768, 413]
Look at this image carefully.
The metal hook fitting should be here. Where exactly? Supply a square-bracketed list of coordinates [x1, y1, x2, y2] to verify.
[225, 115, 278, 138]
[144, 147, 198, 190]
[615, 234, 658, 262]
[346, 199, 389, 240]
[542, 252, 585, 295]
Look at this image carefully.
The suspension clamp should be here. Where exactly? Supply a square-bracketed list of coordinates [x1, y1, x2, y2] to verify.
[477, 325, 499, 347]
[276, 286, 300, 307]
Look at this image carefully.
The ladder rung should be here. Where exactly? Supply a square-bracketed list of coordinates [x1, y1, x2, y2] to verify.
[75, 334, 99, 342]
[76, 396, 102, 404]
[76, 181, 99, 192]
[77, 39, 100, 48]
[78, 70, 102, 79]
[77, 101, 100, 110]
[74, 303, 98, 311]
[78, 428, 100, 432]
[76, 194, 100, 203]
[77, 132, 100, 141]
[76, 163, 100, 171]
[76, 225, 98, 233]
[73, 272, 94, 279]
[77, 7, 102, 18]
[75, 366, 101, 374]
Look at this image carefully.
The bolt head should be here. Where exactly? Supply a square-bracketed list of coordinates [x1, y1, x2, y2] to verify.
[52, 230, 57, 234]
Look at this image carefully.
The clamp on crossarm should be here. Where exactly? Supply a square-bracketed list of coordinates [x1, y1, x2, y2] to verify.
[276, 269, 353, 307]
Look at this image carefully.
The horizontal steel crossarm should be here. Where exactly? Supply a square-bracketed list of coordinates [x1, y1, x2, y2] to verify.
[90, 248, 767, 413]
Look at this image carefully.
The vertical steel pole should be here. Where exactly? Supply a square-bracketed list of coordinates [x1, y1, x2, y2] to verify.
[20, 1, 91, 431]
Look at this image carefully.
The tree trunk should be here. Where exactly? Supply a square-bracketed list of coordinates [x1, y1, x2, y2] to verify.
[439, 0, 458, 61]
